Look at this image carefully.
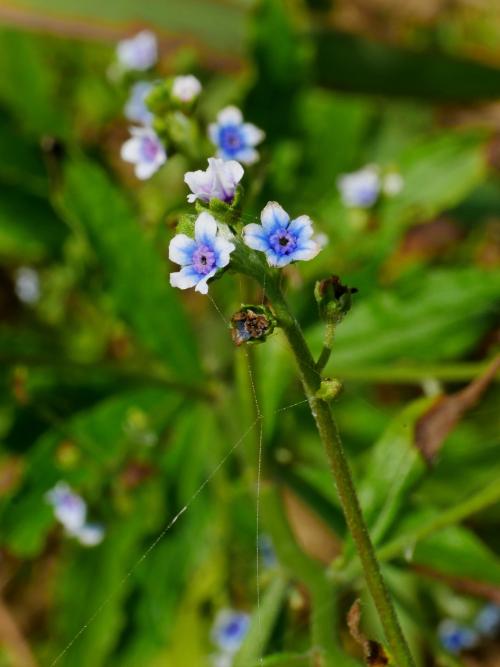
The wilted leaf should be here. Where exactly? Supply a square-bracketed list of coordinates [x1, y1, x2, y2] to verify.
[415, 355, 500, 463]
[347, 599, 389, 666]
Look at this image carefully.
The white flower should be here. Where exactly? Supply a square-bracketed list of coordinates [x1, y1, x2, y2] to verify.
[184, 157, 243, 204]
[14, 266, 40, 305]
[116, 30, 158, 71]
[124, 81, 154, 125]
[121, 127, 167, 180]
[337, 166, 381, 208]
[73, 523, 105, 547]
[172, 75, 202, 103]
[209, 106, 264, 165]
[169, 212, 235, 295]
[383, 171, 404, 196]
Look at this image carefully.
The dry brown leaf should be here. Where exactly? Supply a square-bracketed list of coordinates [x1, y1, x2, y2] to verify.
[415, 355, 500, 463]
[282, 488, 341, 564]
[347, 599, 389, 666]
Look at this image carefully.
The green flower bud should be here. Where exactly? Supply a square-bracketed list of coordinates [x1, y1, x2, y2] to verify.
[314, 276, 358, 324]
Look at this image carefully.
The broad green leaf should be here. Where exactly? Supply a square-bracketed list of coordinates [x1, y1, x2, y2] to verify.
[316, 30, 500, 100]
[61, 159, 201, 379]
[0, 28, 67, 136]
[380, 132, 486, 228]
[413, 525, 500, 587]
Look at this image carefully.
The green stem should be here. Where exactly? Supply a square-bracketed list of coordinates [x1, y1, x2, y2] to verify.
[263, 277, 415, 667]
[316, 320, 336, 372]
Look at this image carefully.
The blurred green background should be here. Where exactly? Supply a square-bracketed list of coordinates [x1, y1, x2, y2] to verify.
[0, 0, 499, 665]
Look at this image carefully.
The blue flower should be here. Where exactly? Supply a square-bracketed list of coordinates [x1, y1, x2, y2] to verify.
[476, 604, 500, 637]
[259, 534, 278, 568]
[211, 609, 250, 653]
[438, 619, 478, 654]
[169, 212, 235, 294]
[243, 201, 321, 268]
[337, 166, 381, 208]
[209, 106, 264, 165]
[124, 81, 154, 125]
[45, 481, 105, 547]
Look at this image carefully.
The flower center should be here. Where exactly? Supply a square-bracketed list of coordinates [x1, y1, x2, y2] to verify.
[269, 230, 297, 255]
[192, 244, 216, 275]
[141, 136, 160, 162]
[220, 126, 243, 154]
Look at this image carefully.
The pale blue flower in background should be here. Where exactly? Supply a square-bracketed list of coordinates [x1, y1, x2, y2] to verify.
[124, 81, 154, 125]
[209, 106, 264, 165]
[184, 158, 244, 204]
[14, 266, 40, 305]
[438, 619, 478, 654]
[210, 653, 233, 667]
[116, 30, 158, 71]
[46, 482, 87, 534]
[259, 534, 278, 568]
[337, 165, 381, 208]
[211, 609, 250, 654]
[46, 482, 105, 547]
[172, 74, 202, 103]
[169, 212, 235, 295]
[75, 523, 105, 547]
[121, 127, 166, 180]
[243, 201, 321, 268]
[476, 603, 500, 637]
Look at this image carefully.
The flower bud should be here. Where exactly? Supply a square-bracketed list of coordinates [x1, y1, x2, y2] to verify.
[230, 305, 275, 346]
[316, 378, 342, 401]
[314, 275, 358, 323]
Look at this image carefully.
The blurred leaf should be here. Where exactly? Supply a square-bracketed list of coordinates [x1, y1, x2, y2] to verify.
[0, 28, 67, 136]
[380, 132, 487, 229]
[357, 397, 434, 546]
[0, 184, 67, 262]
[4, 0, 247, 57]
[316, 31, 500, 100]
[0, 387, 179, 556]
[413, 525, 500, 589]
[233, 575, 288, 667]
[61, 159, 201, 380]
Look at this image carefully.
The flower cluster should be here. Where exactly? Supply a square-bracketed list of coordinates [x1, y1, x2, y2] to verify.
[210, 609, 250, 666]
[337, 165, 404, 209]
[45, 482, 105, 547]
[169, 166, 322, 294]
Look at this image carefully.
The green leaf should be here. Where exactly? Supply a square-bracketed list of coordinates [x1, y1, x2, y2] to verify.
[233, 576, 288, 667]
[380, 132, 486, 228]
[0, 28, 67, 136]
[413, 525, 500, 587]
[316, 30, 500, 100]
[61, 159, 201, 380]
[0, 184, 67, 262]
[357, 398, 434, 545]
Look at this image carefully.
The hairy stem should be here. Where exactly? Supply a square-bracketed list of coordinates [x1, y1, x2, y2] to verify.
[264, 277, 415, 667]
[316, 320, 336, 372]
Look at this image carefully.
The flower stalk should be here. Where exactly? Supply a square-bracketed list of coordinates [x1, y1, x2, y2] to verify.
[262, 275, 415, 667]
